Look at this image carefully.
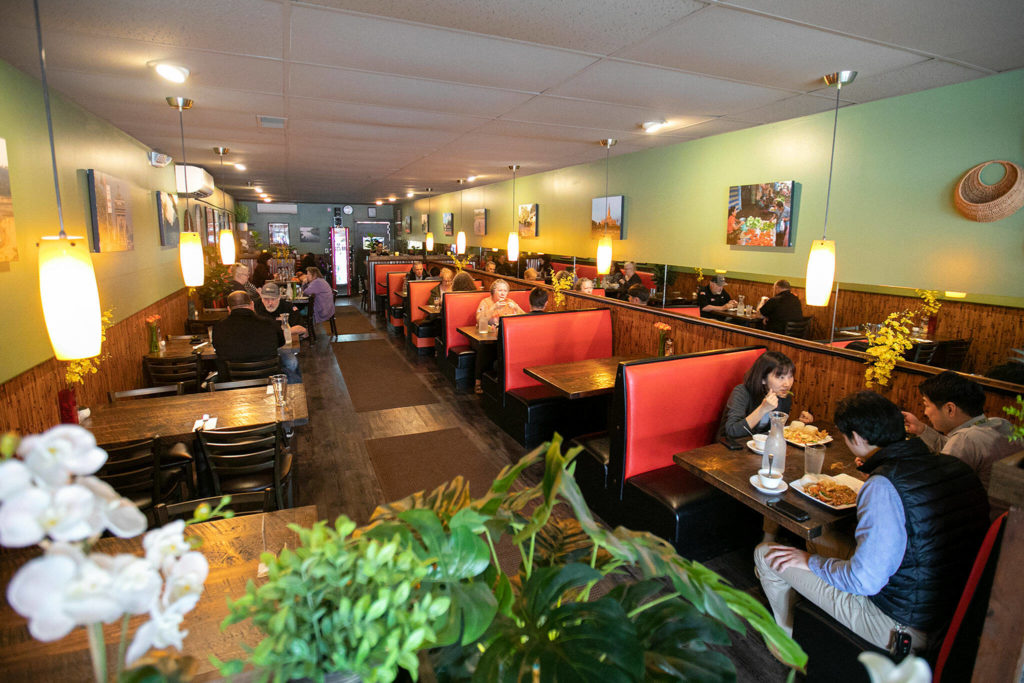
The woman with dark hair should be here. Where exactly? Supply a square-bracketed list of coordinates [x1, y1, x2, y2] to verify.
[251, 251, 272, 288]
[719, 350, 814, 439]
[300, 266, 335, 325]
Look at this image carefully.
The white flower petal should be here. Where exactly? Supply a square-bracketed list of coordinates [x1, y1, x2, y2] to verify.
[47, 485, 99, 542]
[125, 620, 156, 665]
[0, 488, 51, 547]
[104, 501, 147, 539]
[7, 554, 76, 617]
[28, 604, 77, 642]
[143, 520, 188, 568]
[18, 426, 106, 487]
[0, 460, 32, 501]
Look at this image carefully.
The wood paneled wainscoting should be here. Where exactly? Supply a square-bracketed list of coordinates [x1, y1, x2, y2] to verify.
[560, 290, 1021, 420]
[0, 289, 189, 434]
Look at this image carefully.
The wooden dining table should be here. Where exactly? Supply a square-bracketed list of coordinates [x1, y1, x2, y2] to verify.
[82, 384, 309, 444]
[0, 505, 318, 682]
[419, 304, 440, 316]
[673, 430, 864, 539]
[145, 336, 300, 360]
[457, 325, 498, 349]
[524, 355, 642, 399]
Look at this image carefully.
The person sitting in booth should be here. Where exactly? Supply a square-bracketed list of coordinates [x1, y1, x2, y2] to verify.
[253, 282, 304, 382]
[484, 260, 497, 274]
[476, 279, 525, 326]
[754, 390, 989, 653]
[427, 267, 455, 307]
[523, 267, 543, 282]
[718, 350, 813, 439]
[626, 283, 650, 306]
[407, 261, 430, 281]
[756, 279, 804, 333]
[300, 266, 335, 328]
[251, 251, 272, 288]
[697, 274, 736, 319]
[213, 291, 287, 381]
[902, 371, 1017, 491]
[495, 253, 515, 276]
[528, 287, 549, 312]
[228, 263, 260, 303]
[538, 255, 555, 283]
[618, 261, 643, 300]
[451, 271, 476, 292]
[574, 278, 594, 295]
[600, 260, 626, 295]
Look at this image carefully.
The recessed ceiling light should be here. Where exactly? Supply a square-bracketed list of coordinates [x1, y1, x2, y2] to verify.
[234, 163, 246, 171]
[641, 119, 667, 133]
[388, 196, 396, 202]
[375, 200, 383, 205]
[406, 191, 415, 198]
[466, 175, 477, 182]
[253, 186, 263, 193]
[263, 197, 272, 203]
[151, 62, 190, 84]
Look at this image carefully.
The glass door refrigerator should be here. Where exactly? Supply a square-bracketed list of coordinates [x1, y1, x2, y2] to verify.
[330, 226, 351, 295]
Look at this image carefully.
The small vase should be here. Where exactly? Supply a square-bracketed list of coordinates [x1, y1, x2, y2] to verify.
[926, 314, 937, 337]
[148, 324, 160, 353]
[58, 388, 78, 424]
[658, 331, 666, 356]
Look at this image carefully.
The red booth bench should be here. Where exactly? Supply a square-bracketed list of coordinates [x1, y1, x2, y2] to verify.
[482, 308, 613, 448]
[572, 346, 766, 560]
[386, 271, 407, 334]
[404, 279, 440, 354]
[374, 263, 411, 314]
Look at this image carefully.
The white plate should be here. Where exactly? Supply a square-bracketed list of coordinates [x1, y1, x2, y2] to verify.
[746, 439, 765, 454]
[783, 424, 834, 447]
[749, 475, 788, 495]
[791, 473, 863, 510]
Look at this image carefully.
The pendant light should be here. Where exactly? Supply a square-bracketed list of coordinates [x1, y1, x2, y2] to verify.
[213, 147, 235, 264]
[455, 179, 466, 254]
[168, 96, 205, 287]
[596, 139, 617, 275]
[507, 164, 520, 262]
[805, 70, 856, 307]
[424, 188, 434, 252]
[32, 0, 102, 360]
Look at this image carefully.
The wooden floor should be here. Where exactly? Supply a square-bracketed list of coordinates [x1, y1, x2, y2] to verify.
[292, 298, 791, 682]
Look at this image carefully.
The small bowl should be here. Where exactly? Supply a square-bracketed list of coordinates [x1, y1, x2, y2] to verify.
[752, 434, 767, 448]
[757, 468, 783, 490]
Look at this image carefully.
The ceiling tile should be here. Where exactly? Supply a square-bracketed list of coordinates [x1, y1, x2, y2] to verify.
[500, 95, 711, 132]
[845, 60, 991, 103]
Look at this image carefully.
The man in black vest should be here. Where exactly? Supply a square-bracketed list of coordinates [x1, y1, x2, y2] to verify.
[754, 390, 988, 652]
[756, 279, 804, 333]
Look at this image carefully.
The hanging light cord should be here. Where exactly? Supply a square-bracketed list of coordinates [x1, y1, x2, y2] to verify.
[604, 143, 611, 237]
[821, 83, 842, 240]
[33, 0, 65, 238]
[177, 107, 191, 216]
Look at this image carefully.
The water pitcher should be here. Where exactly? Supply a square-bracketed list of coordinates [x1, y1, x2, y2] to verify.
[762, 410, 788, 473]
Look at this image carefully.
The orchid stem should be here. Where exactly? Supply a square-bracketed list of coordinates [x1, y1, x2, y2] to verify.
[116, 613, 131, 678]
[86, 622, 107, 683]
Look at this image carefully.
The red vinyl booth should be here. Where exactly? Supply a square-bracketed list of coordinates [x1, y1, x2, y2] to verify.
[404, 280, 440, 353]
[373, 263, 412, 313]
[386, 271, 406, 333]
[664, 306, 700, 318]
[573, 346, 766, 559]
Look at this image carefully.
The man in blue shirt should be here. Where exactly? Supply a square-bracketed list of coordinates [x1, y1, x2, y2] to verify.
[754, 391, 988, 652]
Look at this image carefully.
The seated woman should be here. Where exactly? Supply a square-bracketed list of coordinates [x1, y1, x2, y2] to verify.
[451, 271, 476, 292]
[719, 350, 814, 439]
[300, 266, 335, 326]
[476, 279, 525, 326]
[427, 267, 455, 306]
[574, 277, 594, 294]
[523, 267, 543, 282]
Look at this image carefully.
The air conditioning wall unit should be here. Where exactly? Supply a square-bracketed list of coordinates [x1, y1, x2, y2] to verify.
[174, 164, 215, 198]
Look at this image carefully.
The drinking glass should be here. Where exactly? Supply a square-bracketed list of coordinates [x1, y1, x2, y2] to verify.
[270, 374, 288, 406]
[477, 317, 489, 334]
[804, 445, 825, 476]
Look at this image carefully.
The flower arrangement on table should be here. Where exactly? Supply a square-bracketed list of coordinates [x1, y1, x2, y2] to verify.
[550, 270, 574, 307]
[145, 314, 162, 354]
[654, 321, 672, 356]
[61, 309, 115, 423]
[915, 288, 941, 335]
[0, 425, 222, 683]
[864, 290, 943, 387]
[451, 255, 469, 272]
[694, 266, 704, 286]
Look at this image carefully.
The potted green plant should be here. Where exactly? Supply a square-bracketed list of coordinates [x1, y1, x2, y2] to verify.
[235, 203, 251, 230]
[196, 246, 233, 307]
[219, 436, 806, 681]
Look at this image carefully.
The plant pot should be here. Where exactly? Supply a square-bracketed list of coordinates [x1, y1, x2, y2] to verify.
[58, 388, 78, 424]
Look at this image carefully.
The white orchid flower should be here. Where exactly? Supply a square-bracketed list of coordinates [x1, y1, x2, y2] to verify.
[0, 485, 97, 547]
[0, 459, 32, 501]
[142, 520, 189, 571]
[91, 554, 162, 614]
[18, 425, 107, 488]
[78, 476, 147, 539]
[858, 652, 932, 683]
[162, 551, 208, 610]
[62, 558, 122, 625]
[125, 601, 190, 665]
[6, 553, 78, 641]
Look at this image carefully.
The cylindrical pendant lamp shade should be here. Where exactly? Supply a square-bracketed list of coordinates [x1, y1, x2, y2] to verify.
[805, 239, 836, 306]
[218, 228, 235, 265]
[179, 232, 205, 287]
[596, 236, 613, 275]
[38, 235, 102, 360]
[425, 231, 434, 252]
[456, 231, 466, 255]
[506, 231, 519, 262]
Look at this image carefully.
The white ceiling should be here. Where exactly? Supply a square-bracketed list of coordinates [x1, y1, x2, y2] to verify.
[0, 0, 1021, 204]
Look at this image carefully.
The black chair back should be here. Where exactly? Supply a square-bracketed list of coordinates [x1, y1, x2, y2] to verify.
[196, 422, 292, 510]
[96, 437, 183, 519]
[224, 356, 281, 381]
[109, 383, 184, 403]
[153, 490, 275, 524]
[783, 316, 814, 339]
[910, 341, 940, 365]
[936, 338, 971, 371]
[144, 355, 201, 391]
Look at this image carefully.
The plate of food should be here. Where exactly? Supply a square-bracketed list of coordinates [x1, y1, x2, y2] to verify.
[791, 473, 863, 510]
[783, 421, 832, 447]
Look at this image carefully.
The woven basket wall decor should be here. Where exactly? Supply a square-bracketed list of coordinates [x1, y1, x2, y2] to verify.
[953, 160, 1024, 222]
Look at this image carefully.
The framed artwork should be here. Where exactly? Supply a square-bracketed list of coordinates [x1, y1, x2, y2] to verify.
[269, 222, 290, 245]
[299, 226, 321, 243]
[0, 138, 18, 263]
[473, 208, 486, 236]
[193, 204, 203, 236]
[421, 213, 428, 232]
[727, 180, 795, 247]
[518, 203, 538, 238]
[86, 169, 134, 252]
[404, 215, 412, 234]
[395, 208, 402, 224]
[156, 191, 179, 247]
[442, 212, 454, 236]
[205, 206, 216, 245]
[237, 229, 256, 257]
[591, 195, 624, 240]
[368, 207, 377, 218]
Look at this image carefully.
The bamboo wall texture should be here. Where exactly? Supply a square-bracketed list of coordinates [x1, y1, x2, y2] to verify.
[0, 290, 189, 434]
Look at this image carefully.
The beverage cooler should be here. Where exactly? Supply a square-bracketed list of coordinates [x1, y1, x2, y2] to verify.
[330, 226, 351, 295]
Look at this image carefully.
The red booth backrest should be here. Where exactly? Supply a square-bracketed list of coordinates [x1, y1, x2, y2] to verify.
[407, 280, 436, 323]
[665, 306, 700, 318]
[575, 264, 598, 280]
[500, 309, 613, 392]
[634, 270, 655, 290]
[375, 264, 411, 295]
[440, 291, 491, 353]
[620, 347, 765, 480]
[387, 272, 406, 307]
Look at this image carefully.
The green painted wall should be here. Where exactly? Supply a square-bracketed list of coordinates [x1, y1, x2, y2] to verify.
[402, 69, 1024, 300]
[241, 201, 394, 254]
[0, 60, 233, 383]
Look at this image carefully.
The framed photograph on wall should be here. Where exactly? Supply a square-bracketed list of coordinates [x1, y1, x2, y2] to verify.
[205, 207, 216, 245]
[404, 215, 412, 234]
[299, 226, 321, 243]
[0, 138, 19, 263]
[473, 208, 486, 236]
[591, 195, 624, 240]
[420, 213, 428, 232]
[442, 212, 454, 236]
[726, 180, 795, 247]
[268, 222, 290, 245]
[368, 207, 377, 218]
[518, 203, 537, 238]
[86, 169, 134, 252]
[156, 191, 179, 247]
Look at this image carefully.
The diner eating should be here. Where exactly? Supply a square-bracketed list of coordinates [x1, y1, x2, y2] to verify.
[1, 4, 1022, 680]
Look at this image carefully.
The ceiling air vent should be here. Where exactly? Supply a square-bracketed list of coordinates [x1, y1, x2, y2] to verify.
[257, 114, 287, 129]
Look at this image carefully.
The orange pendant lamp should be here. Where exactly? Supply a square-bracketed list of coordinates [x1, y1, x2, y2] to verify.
[507, 164, 520, 261]
[424, 188, 434, 252]
[219, 226, 235, 265]
[32, 0, 101, 360]
[596, 139, 617, 275]
[168, 96, 205, 287]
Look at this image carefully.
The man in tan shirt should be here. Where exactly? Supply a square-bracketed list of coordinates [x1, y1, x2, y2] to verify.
[902, 371, 1017, 490]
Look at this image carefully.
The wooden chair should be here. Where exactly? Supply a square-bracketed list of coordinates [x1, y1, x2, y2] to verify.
[305, 293, 318, 341]
[224, 356, 281, 381]
[108, 383, 184, 403]
[185, 319, 214, 336]
[783, 316, 814, 339]
[195, 422, 293, 511]
[208, 378, 272, 392]
[359, 276, 369, 312]
[96, 437, 186, 522]
[910, 341, 940, 365]
[935, 338, 971, 371]
[152, 489, 275, 525]
[144, 355, 202, 392]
